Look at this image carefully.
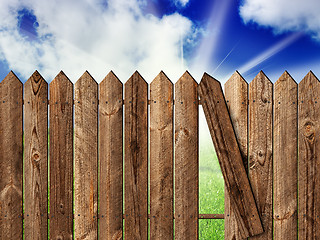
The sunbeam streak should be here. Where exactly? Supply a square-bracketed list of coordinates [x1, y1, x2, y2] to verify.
[212, 43, 238, 74]
[237, 32, 303, 75]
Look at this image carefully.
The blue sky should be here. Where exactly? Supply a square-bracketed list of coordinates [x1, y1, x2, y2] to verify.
[0, 0, 320, 84]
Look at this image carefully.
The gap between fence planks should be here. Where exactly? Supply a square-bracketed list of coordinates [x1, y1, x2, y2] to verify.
[224, 71, 249, 240]
[199, 72, 264, 238]
[0, 71, 23, 239]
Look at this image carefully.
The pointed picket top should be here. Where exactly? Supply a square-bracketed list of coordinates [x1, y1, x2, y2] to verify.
[199, 72, 224, 96]
[50, 71, 73, 87]
[299, 71, 319, 89]
[226, 71, 248, 88]
[125, 70, 147, 89]
[250, 70, 272, 86]
[275, 71, 297, 91]
[176, 70, 197, 85]
[75, 71, 98, 91]
[1, 71, 22, 86]
[100, 71, 122, 89]
[25, 71, 48, 94]
[151, 71, 173, 90]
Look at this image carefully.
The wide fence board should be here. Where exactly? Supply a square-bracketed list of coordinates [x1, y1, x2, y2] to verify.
[298, 71, 320, 239]
[124, 71, 148, 240]
[74, 71, 98, 240]
[99, 71, 123, 240]
[273, 72, 298, 239]
[199, 73, 263, 238]
[24, 71, 48, 239]
[150, 72, 174, 239]
[224, 71, 249, 240]
[175, 71, 198, 240]
[249, 71, 273, 240]
[49, 71, 73, 239]
[0, 72, 23, 239]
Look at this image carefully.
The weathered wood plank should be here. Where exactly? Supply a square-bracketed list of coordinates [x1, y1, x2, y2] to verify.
[198, 72, 263, 238]
[74, 71, 98, 240]
[0, 72, 23, 239]
[99, 71, 123, 240]
[273, 71, 297, 239]
[150, 71, 174, 239]
[49, 71, 73, 239]
[124, 71, 148, 240]
[249, 71, 273, 240]
[298, 71, 320, 240]
[24, 71, 48, 240]
[224, 71, 249, 240]
[175, 71, 198, 240]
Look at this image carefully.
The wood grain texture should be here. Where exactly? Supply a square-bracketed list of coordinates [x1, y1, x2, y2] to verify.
[49, 71, 73, 240]
[175, 71, 198, 240]
[249, 71, 273, 240]
[0, 72, 23, 239]
[24, 71, 48, 240]
[99, 71, 123, 240]
[124, 71, 148, 240]
[199, 72, 263, 238]
[74, 71, 98, 240]
[273, 71, 297, 239]
[298, 71, 320, 240]
[150, 71, 174, 239]
[224, 71, 248, 240]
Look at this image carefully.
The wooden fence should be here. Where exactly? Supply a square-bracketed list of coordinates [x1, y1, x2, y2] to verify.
[0, 69, 319, 239]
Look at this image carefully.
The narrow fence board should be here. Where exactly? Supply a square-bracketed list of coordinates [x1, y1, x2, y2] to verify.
[24, 71, 48, 239]
[49, 71, 73, 239]
[150, 72, 174, 239]
[199, 73, 263, 238]
[124, 71, 148, 240]
[249, 71, 273, 240]
[224, 71, 249, 240]
[99, 72, 123, 240]
[273, 72, 298, 239]
[0, 72, 23, 239]
[74, 71, 98, 239]
[175, 71, 198, 240]
[298, 71, 320, 239]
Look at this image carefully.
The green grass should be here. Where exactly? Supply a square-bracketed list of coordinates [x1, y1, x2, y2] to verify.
[199, 137, 225, 239]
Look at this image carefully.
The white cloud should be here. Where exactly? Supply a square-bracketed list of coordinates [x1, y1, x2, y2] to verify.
[240, 0, 320, 40]
[174, 0, 189, 8]
[0, 0, 198, 82]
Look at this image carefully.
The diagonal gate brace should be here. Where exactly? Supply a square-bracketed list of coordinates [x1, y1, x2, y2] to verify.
[198, 73, 264, 239]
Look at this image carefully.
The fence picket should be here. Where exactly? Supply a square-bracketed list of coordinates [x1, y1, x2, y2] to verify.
[0, 72, 23, 239]
[49, 71, 73, 239]
[74, 71, 98, 239]
[150, 72, 174, 239]
[24, 71, 48, 239]
[199, 73, 263, 238]
[224, 71, 248, 240]
[124, 71, 148, 240]
[175, 71, 198, 240]
[273, 71, 298, 239]
[298, 71, 320, 239]
[249, 71, 273, 240]
[99, 71, 123, 240]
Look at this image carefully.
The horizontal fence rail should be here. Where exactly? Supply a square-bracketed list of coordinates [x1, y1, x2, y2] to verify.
[0, 70, 319, 239]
